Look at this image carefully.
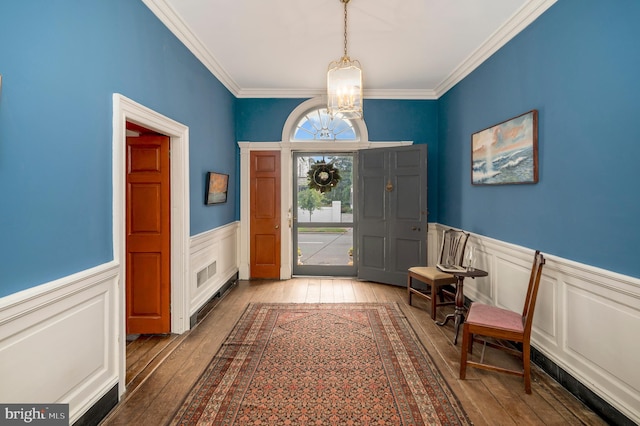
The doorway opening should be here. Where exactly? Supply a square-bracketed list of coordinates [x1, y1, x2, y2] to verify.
[293, 152, 356, 277]
[113, 93, 190, 397]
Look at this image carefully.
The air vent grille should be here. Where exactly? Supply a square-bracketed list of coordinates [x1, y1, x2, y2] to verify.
[196, 261, 217, 287]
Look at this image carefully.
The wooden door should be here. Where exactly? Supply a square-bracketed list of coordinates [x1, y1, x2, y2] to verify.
[250, 151, 281, 278]
[126, 134, 171, 334]
[357, 145, 427, 286]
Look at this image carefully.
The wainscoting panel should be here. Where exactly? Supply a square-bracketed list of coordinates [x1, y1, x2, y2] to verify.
[189, 222, 239, 317]
[470, 246, 492, 302]
[0, 263, 119, 424]
[494, 254, 532, 312]
[432, 224, 640, 424]
[564, 281, 640, 415]
[533, 274, 557, 344]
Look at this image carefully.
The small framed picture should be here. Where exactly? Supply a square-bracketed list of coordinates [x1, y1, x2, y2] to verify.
[472, 110, 538, 185]
[205, 172, 229, 205]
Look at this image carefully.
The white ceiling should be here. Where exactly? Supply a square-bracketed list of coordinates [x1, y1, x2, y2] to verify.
[142, 0, 556, 99]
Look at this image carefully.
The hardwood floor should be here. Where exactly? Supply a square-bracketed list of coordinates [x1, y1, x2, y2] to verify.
[101, 278, 606, 425]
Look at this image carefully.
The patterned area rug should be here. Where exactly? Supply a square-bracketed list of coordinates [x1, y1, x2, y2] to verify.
[171, 303, 471, 425]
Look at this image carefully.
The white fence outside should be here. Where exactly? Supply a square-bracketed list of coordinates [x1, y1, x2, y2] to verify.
[297, 201, 344, 223]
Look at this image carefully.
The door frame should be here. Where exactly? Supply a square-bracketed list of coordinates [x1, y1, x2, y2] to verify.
[238, 97, 411, 280]
[238, 140, 410, 280]
[112, 94, 190, 396]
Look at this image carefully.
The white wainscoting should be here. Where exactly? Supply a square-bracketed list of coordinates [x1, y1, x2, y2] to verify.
[0, 262, 119, 424]
[431, 223, 640, 424]
[0, 222, 241, 424]
[189, 221, 240, 317]
[3, 223, 635, 423]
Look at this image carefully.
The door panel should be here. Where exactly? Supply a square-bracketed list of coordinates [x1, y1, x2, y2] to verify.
[358, 150, 387, 278]
[129, 253, 162, 315]
[358, 145, 427, 286]
[250, 151, 281, 278]
[126, 134, 171, 334]
[361, 235, 385, 268]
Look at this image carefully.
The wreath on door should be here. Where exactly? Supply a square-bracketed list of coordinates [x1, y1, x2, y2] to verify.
[307, 160, 341, 193]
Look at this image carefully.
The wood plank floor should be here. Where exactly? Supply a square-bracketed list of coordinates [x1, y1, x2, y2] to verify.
[101, 278, 606, 425]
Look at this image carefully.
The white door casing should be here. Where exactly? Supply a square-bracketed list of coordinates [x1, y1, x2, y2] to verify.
[112, 93, 191, 396]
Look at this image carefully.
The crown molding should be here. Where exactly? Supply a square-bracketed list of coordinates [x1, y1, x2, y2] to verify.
[236, 88, 323, 99]
[141, 0, 241, 96]
[143, 0, 556, 101]
[363, 89, 438, 100]
[236, 88, 437, 100]
[434, 0, 557, 98]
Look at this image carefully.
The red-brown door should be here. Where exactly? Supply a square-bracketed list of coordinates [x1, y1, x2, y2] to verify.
[126, 133, 171, 334]
[250, 151, 281, 278]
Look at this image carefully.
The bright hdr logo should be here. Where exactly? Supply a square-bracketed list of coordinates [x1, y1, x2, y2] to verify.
[1, 404, 68, 425]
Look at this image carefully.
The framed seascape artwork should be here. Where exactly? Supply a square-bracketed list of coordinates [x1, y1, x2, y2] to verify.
[205, 172, 229, 205]
[471, 110, 538, 185]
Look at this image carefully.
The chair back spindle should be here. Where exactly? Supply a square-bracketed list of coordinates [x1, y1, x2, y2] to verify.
[439, 229, 469, 266]
[521, 251, 545, 335]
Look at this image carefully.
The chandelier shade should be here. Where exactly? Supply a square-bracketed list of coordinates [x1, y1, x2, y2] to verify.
[327, 0, 363, 119]
[327, 57, 363, 119]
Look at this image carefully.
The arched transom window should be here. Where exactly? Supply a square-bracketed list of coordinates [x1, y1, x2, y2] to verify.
[282, 97, 368, 143]
[292, 108, 357, 141]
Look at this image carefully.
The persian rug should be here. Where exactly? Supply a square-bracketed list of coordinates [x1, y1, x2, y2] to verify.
[170, 303, 471, 425]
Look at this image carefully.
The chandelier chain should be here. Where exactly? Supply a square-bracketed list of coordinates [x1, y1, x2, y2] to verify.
[343, 0, 348, 58]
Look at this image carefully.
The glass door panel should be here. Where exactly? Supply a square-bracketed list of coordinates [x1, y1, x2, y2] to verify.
[293, 153, 356, 276]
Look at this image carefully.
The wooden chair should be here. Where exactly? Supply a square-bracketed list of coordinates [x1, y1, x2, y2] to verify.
[407, 229, 469, 320]
[459, 250, 545, 394]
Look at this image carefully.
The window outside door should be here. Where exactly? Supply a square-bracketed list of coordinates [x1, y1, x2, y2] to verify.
[292, 152, 356, 276]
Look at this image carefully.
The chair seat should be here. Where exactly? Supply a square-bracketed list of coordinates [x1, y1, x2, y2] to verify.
[408, 266, 454, 281]
[466, 302, 524, 333]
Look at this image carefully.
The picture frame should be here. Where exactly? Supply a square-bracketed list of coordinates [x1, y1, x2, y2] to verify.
[205, 172, 229, 205]
[471, 110, 538, 185]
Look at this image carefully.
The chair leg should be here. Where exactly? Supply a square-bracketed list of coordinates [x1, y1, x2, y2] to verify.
[459, 323, 470, 379]
[523, 342, 532, 394]
[430, 284, 437, 320]
[407, 276, 413, 305]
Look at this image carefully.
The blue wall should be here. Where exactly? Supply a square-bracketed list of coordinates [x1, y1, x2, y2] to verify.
[0, 0, 237, 297]
[236, 98, 440, 221]
[2, 0, 637, 299]
[438, 0, 640, 278]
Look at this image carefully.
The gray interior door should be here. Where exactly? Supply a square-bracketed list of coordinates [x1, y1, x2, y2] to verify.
[357, 145, 427, 286]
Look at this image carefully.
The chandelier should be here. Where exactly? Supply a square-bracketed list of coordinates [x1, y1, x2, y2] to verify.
[327, 0, 363, 119]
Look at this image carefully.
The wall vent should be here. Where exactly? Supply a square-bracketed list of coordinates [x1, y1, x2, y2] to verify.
[207, 261, 217, 278]
[197, 261, 217, 287]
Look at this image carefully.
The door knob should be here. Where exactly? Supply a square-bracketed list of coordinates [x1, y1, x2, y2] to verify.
[412, 226, 421, 231]
[275, 225, 279, 229]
